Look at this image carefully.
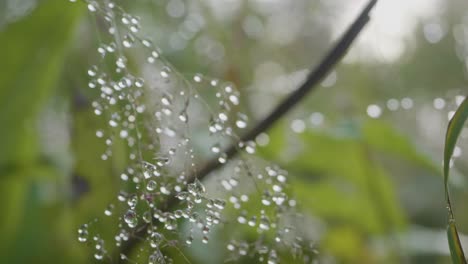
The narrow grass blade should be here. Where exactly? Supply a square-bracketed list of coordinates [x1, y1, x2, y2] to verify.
[444, 96, 468, 264]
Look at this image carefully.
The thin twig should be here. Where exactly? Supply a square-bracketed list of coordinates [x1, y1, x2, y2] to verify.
[117, 0, 377, 260]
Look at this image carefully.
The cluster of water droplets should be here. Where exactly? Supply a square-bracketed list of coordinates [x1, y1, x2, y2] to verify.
[71, 0, 315, 263]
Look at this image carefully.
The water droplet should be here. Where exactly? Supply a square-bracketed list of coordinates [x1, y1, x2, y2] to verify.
[94, 251, 104, 260]
[142, 39, 152, 47]
[218, 112, 228, 122]
[186, 235, 193, 245]
[176, 191, 189, 200]
[124, 210, 138, 228]
[148, 250, 165, 264]
[210, 143, 221, 153]
[104, 204, 114, 216]
[143, 211, 152, 223]
[122, 34, 135, 48]
[193, 74, 203, 82]
[178, 111, 188, 123]
[214, 199, 226, 210]
[88, 65, 98, 77]
[401, 97, 413, 109]
[218, 153, 227, 164]
[165, 218, 177, 230]
[193, 179, 206, 195]
[150, 232, 164, 248]
[116, 56, 127, 69]
[386, 98, 399, 111]
[127, 194, 138, 208]
[78, 225, 89, 242]
[245, 141, 256, 154]
[228, 94, 239, 105]
[236, 113, 248, 128]
[160, 67, 171, 78]
[88, 2, 98, 12]
[146, 180, 157, 191]
[227, 243, 236, 251]
[248, 216, 257, 227]
[161, 95, 172, 106]
[268, 250, 278, 264]
[239, 242, 249, 255]
[433, 97, 446, 109]
[259, 215, 270, 230]
[366, 104, 382, 118]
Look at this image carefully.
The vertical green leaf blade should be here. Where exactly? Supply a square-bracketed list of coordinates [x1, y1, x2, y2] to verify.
[448, 221, 467, 264]
[443, 96, 468, 264]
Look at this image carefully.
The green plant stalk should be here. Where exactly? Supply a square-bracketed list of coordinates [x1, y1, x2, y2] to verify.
[443, 96, 468, 263]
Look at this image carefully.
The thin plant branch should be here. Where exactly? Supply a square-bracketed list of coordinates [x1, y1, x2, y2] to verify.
[116, 0, 377, 260]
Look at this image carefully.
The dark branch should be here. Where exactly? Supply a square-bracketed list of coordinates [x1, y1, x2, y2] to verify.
[117, 0, 377, 260]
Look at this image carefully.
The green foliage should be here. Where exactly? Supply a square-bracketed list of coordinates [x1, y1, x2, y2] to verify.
[1, 0, 467, 263]
[443, 97, 468, 264]
[258, 118, 440, 262]
[0, 1, 83, 263]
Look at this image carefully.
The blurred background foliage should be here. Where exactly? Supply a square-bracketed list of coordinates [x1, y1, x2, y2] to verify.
[2, 0, 468, 263]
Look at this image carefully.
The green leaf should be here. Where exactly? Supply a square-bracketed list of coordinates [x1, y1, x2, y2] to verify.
[0, 0, 82, 168]
[362, 119, 440, 174]
[0, 1, 84, 263]
[443, 97, 468, 264]
[448, 221, 467, 264]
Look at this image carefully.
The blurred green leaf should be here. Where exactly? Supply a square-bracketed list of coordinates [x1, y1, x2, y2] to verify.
[0, 1, 83, 263]
[0, 0, 82, 168]
[256, 119, 441, 261]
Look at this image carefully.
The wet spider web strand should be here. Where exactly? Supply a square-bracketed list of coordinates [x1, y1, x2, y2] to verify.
[115, 0, 378, 260]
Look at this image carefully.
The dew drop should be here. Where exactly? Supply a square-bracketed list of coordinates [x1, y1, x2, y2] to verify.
[146, 180, 157, 191]
[433, 97, 445, 109]
[160, 67, 171, 78]
[210, 143, 221, 153]
[178, 111, 188, 123]
[291, 119, 306, 133]
[193, 74, 203, 82]
[165, 218, 177, 230]
[386, 98, 399, 111]
[88, 65, 98, 76]
[94, 252, 104, 260]
[142, 39, 152, 47]
[104, 204, 114, 216]
[78, 225, 89, 242]
[124, 210, 138, 228]
[88, 2, 98, 12]
[229, 94, 239, 105]
[236, 113, 248, 128]
[148, 250, 165, 264]
[401, 97, 413, 109]
[150, 232, 164, 248]
[366, 104, 382, 118]
[127, 194, 138, 208]
[259, 215, 270, 230]
[248, 216, 257, 227]
[176, 191, 189, 200]
[218, 153, 227, 164]
[116, 56, 127, 69]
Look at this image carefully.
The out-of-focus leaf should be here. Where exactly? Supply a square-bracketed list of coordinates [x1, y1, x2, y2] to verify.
[362, 119, 440, 174]
[0, 0, 82, 168]
[0, 1, 83, 263]
[257, 120, 418, 261]
[443, 96, 468, 264]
